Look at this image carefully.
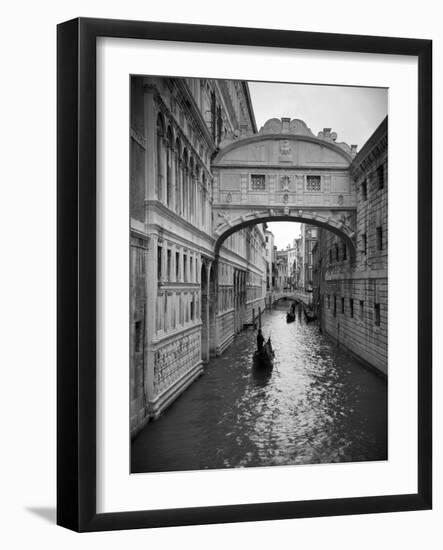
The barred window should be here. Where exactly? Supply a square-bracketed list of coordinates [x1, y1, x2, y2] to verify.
[306, 175, 321, 192]
[361, 180, 368, 200]
[374, 303, 381, 326]
[361, 233, 367, 255]
[376, 226, 383, 250]
[377, 164, 385, 190]
[251, 174, 266, 191]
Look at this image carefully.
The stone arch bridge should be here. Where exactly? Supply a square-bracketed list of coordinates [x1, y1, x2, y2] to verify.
[211, 117, 358, 259]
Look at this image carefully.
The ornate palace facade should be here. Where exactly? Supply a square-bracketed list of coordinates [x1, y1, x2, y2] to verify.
[130, 77, 267, 437]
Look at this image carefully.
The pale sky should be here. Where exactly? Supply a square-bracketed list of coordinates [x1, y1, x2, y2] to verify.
[248, 81, 388, 250]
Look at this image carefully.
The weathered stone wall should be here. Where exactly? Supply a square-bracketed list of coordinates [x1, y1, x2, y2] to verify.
[317, 118, 388, 375]
[130, 235, 149, 434]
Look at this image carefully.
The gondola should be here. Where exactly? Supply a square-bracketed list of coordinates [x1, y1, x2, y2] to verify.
[303, 306, 316, 323]
[253, 338, 275, 369]
[286, 311, 295, 323]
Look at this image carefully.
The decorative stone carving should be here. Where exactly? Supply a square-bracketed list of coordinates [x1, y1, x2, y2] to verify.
[280, 175, 290, 191]
[216, 211, 231, 228]
[255, 118, 355, 155]
[338, 194, 344, 205]
[283, 193, 289, 204]
[280, 139, 291, 156]
[153, 330, 201, 395]
[130, 127, 147, 149]
[258, 117, 314, 137]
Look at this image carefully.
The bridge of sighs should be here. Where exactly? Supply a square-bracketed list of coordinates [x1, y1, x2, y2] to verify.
[211, 117, 358, 258]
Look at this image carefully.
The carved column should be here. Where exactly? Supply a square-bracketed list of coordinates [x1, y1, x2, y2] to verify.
[268, 174, 276, 205]
[240, 173, 248, 203]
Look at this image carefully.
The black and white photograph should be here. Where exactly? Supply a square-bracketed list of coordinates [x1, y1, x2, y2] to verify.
[0, 0, 438, 543]
[129, 76, 388, 473]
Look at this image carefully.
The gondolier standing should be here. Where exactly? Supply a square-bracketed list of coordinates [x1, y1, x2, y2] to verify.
[256, 328, 265, 352]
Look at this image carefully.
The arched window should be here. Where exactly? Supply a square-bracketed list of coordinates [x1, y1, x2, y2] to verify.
[175, 138, 181, 213]
[166, 126, 173, 208]
[201, 175, 207, 228]
[182, 149, 188, 219]
[195, 165, 202, 227]
[189, 156, 195, 221]
[156, 114, 165, 201]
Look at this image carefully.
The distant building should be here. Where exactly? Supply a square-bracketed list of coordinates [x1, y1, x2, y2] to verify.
[300, 224, 318, 291]
[264, 228, 275, 292]
[275, 250, 288, 290]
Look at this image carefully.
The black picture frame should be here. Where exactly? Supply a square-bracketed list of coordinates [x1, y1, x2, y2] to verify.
[57, 17, 432, 532]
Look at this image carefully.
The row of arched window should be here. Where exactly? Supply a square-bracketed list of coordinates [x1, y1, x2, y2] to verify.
[156, 113, 209, 230]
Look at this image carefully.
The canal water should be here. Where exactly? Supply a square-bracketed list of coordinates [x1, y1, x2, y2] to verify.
[131, 305, 387, 473]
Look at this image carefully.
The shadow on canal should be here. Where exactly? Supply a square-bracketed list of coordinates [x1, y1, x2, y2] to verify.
[131, 305, 387, 473]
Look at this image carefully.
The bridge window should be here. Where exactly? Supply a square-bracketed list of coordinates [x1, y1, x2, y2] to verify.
[341, 297, 345, 314]
[342, 243, 347, 261]
[306, 175, 321, 192]
[327, 295, 330, 308]
[350, 298, 354, 318]
[333, 296, 337, 317]
[360, 300, 364, 318]
[251, 174, 266, 191]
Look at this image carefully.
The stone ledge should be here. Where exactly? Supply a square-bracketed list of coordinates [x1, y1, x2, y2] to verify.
[148, 361, 204, 421]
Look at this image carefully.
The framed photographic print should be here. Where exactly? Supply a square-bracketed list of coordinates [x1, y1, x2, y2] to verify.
[57, 17, 432, 532]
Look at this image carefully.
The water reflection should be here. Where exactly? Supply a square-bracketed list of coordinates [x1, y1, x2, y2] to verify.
[251, 363, 273, 387]
[131, 308, 387, 473]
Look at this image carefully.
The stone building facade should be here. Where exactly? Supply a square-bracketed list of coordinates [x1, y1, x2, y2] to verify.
[286, 237, 303, 290]
[130, 76, 266, 437]
[275, 250, 288, 290]
[300, 224, 318, 291]
[314, 117, 388, 375]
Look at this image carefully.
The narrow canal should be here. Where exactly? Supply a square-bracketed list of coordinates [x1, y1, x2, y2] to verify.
[131, 305, 387, 473]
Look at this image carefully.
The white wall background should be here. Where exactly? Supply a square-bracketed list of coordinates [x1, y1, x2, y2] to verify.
[0, 0, 441, 547]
